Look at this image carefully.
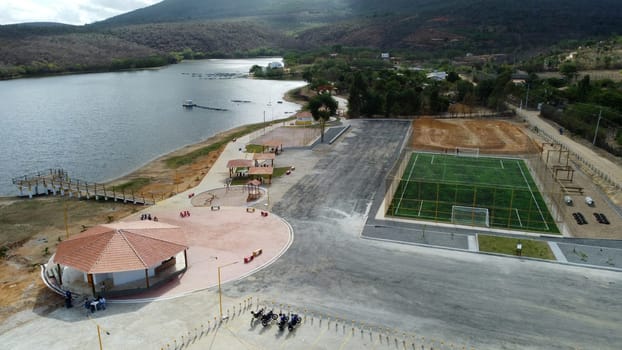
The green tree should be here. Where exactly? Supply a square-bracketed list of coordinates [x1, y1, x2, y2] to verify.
[559, 61, 578, 82]
[308, 93, 338, 142]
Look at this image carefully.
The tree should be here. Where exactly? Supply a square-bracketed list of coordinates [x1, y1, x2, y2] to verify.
[559, 61, 578, 82]
[308, 93, 338, 142]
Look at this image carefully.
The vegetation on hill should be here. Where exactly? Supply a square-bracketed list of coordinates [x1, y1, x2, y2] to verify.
[2, 0, 622, 79]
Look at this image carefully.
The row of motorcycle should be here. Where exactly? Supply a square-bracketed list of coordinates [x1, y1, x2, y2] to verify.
[251, 308, 301, 331]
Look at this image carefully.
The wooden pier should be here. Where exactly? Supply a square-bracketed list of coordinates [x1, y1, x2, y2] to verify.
[12, 169, 154, 205]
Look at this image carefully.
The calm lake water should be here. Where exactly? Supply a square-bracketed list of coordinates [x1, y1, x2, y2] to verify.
[0, 58, 306, 196]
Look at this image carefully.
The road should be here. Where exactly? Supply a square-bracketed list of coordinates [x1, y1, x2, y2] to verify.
[0, 120, 620, 350]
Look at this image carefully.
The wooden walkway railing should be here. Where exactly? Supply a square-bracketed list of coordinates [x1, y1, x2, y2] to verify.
[12, 168, 156, 205]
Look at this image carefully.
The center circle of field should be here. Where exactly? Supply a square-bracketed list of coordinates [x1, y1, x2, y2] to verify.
[116, 205, 292, 301]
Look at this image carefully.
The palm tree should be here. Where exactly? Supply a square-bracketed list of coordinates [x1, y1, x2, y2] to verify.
[308, 93, 338, 143]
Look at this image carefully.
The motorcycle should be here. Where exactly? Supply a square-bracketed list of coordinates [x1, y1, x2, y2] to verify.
[261, 309, 278, 327]
[288, 313, 301, 331]
[277, 313, 289, 331]
[250, 308, 264, 324]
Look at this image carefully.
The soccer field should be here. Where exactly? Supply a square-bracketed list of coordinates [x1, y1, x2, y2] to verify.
[387, 152, 559, 233]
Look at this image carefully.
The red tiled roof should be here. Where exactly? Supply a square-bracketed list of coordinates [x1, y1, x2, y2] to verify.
[53, 221, 188, 273]
[249, 167, 274, 175]
[261, 139, 283, 147]
[252, 153, 276, 161]
[226, 159, 253, 169]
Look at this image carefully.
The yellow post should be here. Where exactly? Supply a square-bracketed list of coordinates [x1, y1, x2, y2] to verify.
[218, 261, 239, 319]
[97, 325, 103, 350]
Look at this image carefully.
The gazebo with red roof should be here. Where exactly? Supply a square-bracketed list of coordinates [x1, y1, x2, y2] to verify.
[226, 159, 254, 178]
[53, 221, 188, 296]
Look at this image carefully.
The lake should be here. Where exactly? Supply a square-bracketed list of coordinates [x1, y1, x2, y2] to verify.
[0, 58, 306, 196]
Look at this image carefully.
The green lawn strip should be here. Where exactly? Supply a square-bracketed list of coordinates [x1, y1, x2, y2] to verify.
[111, 178, 151, 193]
[245, 144, 264, 153]
[165, 117, 295, 169]
[478, 234, 556, 260]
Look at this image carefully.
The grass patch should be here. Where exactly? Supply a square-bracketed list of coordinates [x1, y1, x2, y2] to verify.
[166, 142, 225, 168]
[478, 234, 555, 260]
[112, 178, 151, 193]
[273, 167, 291, 177]
[245, 144, 264, 153]
[165, 117, 296, 169]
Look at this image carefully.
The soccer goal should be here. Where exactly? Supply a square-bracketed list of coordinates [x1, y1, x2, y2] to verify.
[455, 147, 480, 158]
[451, 205, 490, 227]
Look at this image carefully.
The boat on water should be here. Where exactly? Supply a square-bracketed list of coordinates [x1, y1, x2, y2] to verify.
[182, 99, 196, 108]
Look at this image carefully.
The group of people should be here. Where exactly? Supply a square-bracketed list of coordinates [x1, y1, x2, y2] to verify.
[84, 296, 107, 314]
[180, 210, 191, 218]
[140, 213, 158, 221]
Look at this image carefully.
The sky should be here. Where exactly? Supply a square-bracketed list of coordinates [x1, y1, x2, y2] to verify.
[0, 0, 161, 25]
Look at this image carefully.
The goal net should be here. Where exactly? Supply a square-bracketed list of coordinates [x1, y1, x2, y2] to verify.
[455, 147, 479, 158]
[451, 205, 490, 227]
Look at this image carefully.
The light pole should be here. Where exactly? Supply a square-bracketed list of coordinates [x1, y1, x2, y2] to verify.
[592, 109, 602, 145]
[218, 261, 239, 319]
[64, 201, 69, 239]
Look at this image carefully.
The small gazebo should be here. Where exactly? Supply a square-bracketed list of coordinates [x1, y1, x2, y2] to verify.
[52, 221, 188, 296]
[261, 139, 284, 154]
[226, 159, 254, 178]
[249, 166, 274, 184]
[253, 152, 276, 167]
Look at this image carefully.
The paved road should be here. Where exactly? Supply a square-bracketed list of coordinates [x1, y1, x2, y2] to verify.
[226, 119, 622, 349]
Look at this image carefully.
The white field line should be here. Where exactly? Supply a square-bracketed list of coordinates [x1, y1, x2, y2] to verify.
[515, 208, 523, 227]
[431, 155, 435, 165]
[500, 159, 504, 169]
[395, 154, 419, 214]
[517, 161, 549, 230]
[418, 200, 424, 216]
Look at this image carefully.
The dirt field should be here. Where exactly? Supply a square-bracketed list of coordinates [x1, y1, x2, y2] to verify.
[411, 118, 540, 154]
[250, 125, 320, 147]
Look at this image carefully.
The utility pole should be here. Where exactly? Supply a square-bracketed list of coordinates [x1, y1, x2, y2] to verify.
[525, 84, 530, 109]
[592, 109, 602, 145]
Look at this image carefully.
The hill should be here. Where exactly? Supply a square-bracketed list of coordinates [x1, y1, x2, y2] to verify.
[1, 0, 622, 78]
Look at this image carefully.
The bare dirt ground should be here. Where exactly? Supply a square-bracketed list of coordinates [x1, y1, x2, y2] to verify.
[251, 125, 320, 147]
[0, 198, 136, 324]
[411, 118, 540, 154]
[410, 117, 621, 239]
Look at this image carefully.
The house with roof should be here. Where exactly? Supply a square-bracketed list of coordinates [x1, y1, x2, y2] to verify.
[268, 61, 284, 69]
[427, 71, 448, 81]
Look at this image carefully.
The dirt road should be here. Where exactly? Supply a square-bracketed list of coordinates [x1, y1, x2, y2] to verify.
[514, 106, 622, 205]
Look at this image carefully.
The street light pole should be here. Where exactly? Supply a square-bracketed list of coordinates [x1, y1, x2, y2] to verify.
[218, 261, 239, 319]
[593, 109, 602, 145]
